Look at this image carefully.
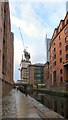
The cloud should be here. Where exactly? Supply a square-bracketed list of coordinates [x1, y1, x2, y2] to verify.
[14, 37, 23, 64]
[10, 0, 67, 2]
[11, 14, 52, 41]
[10, 0, 67, 80]
[42, 2, 66, 27]
[10, 2, 52, 38]
[14, 63, 20, 81]
[9, 2, 16, 16]
[11, 15, 41, 37]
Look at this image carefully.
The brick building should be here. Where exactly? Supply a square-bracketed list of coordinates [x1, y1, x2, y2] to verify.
[28, 64, 45, 87]
[49, 12, 68, 86]
[44, 62, 50, 87]
[27, 64, 34, 86]
[0, 1, 14, 95]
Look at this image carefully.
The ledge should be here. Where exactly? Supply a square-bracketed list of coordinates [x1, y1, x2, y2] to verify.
[27, 95, 64, 119]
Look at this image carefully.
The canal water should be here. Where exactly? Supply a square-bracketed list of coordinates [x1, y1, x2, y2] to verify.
[29, 92, 68, 119]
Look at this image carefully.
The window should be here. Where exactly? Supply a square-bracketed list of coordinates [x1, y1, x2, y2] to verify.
[60, 76, 63, 82]
[54, 54, 56, 59]
[3, 54, 4, 60]
[54, 61, 56, 66]
[60, 50, 62, 55]
[53, 61, 56, 67]
[60, 58, 62, 63]
[54, 42, 55, 45]
[66, 20, 68, 24]
[64, 28, 68, 34]
[53, 71, 56, 82]
[60, 69, 62, 74]
[59, 34, 61, 40]
[66, 54, 68, 60]
[65, 45, 68, 51]
[4, 22, 5, 30]
[54, 48, 56, 52]
[3, 38, 5, 44]
[61, 111, 64, 117]
[50, 74, 52, 81]
[59, 42, 62, 47]
[65, 36, 68, 42]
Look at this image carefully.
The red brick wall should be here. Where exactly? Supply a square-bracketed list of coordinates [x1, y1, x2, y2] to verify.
[29, 65, 34, 85]
[49, 13, 68, 84]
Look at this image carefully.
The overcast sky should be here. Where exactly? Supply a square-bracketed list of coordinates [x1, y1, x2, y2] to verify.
[9, 0, 67, 81]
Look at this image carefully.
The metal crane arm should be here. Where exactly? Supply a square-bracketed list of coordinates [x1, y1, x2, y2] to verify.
[19, 27, 25, 50]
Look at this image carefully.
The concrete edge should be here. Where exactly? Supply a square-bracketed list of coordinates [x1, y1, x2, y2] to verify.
[27, 95, 64, 119]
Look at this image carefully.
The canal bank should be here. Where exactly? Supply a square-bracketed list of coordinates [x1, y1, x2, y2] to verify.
[28, 91, 68, 119]
[27, 95, 64, 119]
[2, 89, 64, 119]
[29, 88, 68, 97]
[2, 89, 41, 119]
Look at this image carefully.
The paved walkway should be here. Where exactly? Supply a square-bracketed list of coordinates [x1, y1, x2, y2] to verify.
[2, 89, 41, 119]
[1, 89, 64, 119]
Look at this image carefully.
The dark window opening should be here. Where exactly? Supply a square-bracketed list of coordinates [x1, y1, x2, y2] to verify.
[65, 45, 68, 51]
[60, 58, 62, 63]
[59, 42, 62, 47]
[66, 20, 68, 24]
[54, 48, 56, 52]
[60, 50, 62, 55]
[65, 37, 68, 42]
[60, 76, 63, 82]
[53, 71, 56, 82]
[66, 54, 68, 60]
[60, 69, 62, 74]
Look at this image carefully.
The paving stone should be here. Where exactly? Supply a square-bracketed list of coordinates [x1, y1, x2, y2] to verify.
[2, 89, 64, 119]
[2, 89, 41, 119]
[27, 95, 64, 119]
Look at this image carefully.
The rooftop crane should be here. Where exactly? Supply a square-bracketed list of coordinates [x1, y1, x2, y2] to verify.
[19, 27, 30, 61]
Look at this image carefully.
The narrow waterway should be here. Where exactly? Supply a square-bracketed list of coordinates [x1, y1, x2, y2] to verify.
[29, 91, 68, 119]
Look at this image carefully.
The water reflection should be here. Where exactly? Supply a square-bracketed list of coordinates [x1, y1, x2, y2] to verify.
[29, 92, 68, 119]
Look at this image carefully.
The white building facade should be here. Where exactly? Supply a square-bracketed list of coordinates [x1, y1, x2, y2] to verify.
[20, 54, 31, 83]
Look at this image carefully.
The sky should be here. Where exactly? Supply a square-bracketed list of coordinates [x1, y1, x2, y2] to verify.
[9, 0, 67, 81]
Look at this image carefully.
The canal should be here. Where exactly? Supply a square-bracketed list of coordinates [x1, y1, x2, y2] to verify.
[28, 91, 68, 119]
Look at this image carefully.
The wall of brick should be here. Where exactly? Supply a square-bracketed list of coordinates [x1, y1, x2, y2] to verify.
[46, 83, 68, 91]
[2, 80, 13, 97]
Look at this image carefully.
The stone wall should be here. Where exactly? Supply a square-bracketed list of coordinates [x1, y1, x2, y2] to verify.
[2, 80, 13, 97]
[46, 83, 68, 91]
[0, 79, 2, 98]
